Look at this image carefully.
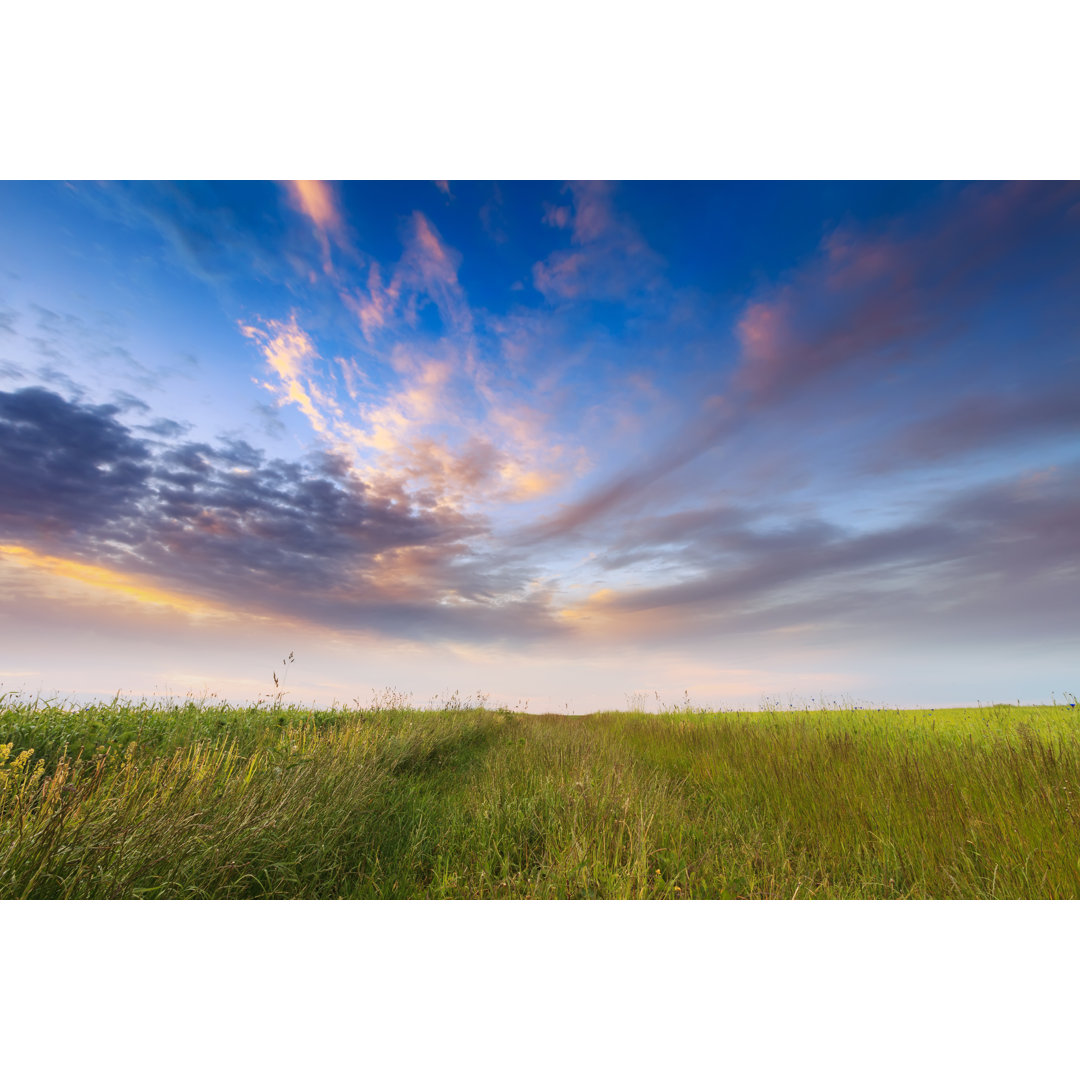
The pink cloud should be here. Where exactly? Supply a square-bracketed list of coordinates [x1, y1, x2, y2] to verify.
[342, 212, 472, 340]
[400, 211, 473, 336]
[532, 250, 588, 300]
[733, 181, 1080, 405]
[282, 181, 347, 275]
[542, 202, 571, 229]
[528, 182, 1080, 544]
[285, 180, 343, 235]
[343, 263, 400, 341]
[567, 180, 617, 244]
[531, 182, 665, 303]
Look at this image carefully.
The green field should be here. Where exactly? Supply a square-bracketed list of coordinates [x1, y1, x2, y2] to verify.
[2, 693, 1078, 898]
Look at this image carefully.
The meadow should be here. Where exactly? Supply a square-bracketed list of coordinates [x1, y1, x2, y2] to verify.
[1, 691, 1078, 899]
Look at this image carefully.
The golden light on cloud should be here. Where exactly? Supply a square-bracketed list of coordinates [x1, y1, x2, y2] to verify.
[284, 180, 342, 236]
[558, 588, 618, 624]
[282, 180, 346, 276]
[240, 315, 334, 436]
[498, 461, 560, 501]
[0, 544, 227, 619]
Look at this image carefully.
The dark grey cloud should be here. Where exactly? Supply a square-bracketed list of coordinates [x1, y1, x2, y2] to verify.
[0, 385, 552, 643]
[5, 383, 1077, 652]
[0, 387, 152, 534]
[138, 416, 191, 439]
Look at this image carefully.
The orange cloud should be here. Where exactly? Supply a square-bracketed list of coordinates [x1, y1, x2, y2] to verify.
[340, 213, 471, 342]
[284, 180, 342, 234]
[240, 315, 333, 436]
[282, 180, 346, 275]
[0, 544, 229, 619]
[244, 210, 576, 511]
[342, 263, 400, 342]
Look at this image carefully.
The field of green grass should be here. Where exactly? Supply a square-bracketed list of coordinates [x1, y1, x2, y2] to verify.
[2, 693, 1078, 898]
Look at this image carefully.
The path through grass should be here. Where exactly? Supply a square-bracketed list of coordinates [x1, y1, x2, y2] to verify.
[2, 697, 1078, 898]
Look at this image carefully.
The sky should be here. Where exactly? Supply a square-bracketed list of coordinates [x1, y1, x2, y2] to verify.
[0, 180, 1078, 711]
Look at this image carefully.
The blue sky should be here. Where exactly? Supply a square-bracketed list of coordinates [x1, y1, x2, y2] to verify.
[1, 180, 1078, 709]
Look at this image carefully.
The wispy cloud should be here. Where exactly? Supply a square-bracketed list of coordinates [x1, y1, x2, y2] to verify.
[0, 543, 231, 619]
[240, 314, 333, 436]
[284, 180, 343, 237]
[246, 313, 567, 509]
[71, 181, 284, 290]
[734, 181, 1080, 405]
[341, 211, 471, 339]
[527, 181, 1080, 539]
[11, 180, 1078, 704]
[870, 383, 1080, 472]
[553, 465, 1080, 647]
[532, 181, 666, 303]
[282, 180, 347, 273]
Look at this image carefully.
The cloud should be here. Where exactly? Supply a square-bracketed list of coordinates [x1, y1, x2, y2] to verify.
[26, 303, 161, 390]
[111, 391, 150, 414]
[341, 211, 471, 340]
[520, 394, 733, 543]
[282, 180, 347, 273]
[532, 181, 666, 303]
[734, 181, 1080, 405]
[554, 465, 1080, 647]
[525, 182, 1080, 539]
[74, 182, 284, 289]
[869, 383, 1080, 472]
[138, 416, 191, 439]
[5, 379, 1077, 658]
[284, 180, 343, 236]
[399, 211, 473, 335]
[541, 202, 571, 229]
[343, 262, 400, 340]
[241, 314, 334, 436]
[0, 543, 229, 619]
[0, 384, 560, 643]
[258, 228, 574, 507]
[480, 183, 508, 244]
[0, 386, 152, 536]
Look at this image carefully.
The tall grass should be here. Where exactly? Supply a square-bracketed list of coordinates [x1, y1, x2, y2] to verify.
[1, 696, 1077, 898]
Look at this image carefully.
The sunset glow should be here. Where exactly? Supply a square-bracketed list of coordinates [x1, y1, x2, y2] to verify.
[1, 181, 1078, 709]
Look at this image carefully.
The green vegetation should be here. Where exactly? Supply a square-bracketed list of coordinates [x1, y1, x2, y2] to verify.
[2, 693, 1078, 898]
